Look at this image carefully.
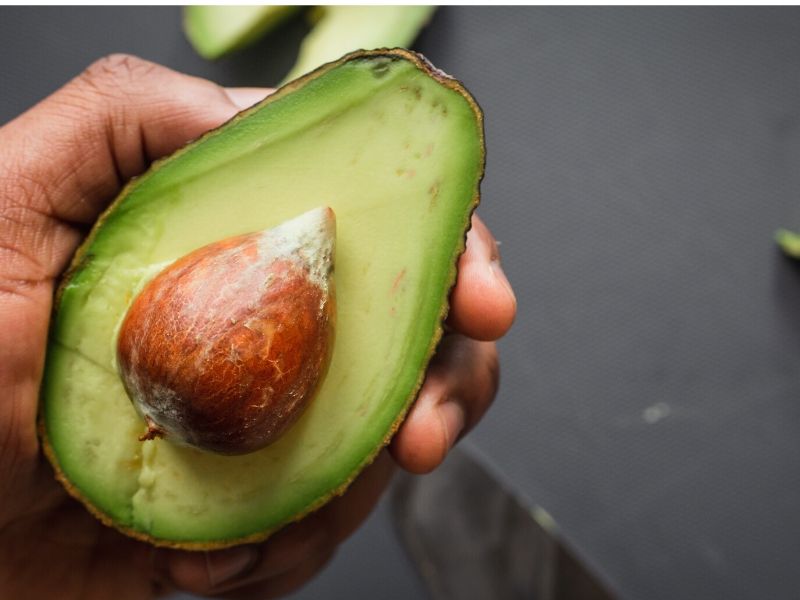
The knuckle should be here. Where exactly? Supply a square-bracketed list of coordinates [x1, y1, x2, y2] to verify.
[0, 176, 51, 283]
[78, 53, 161, 95]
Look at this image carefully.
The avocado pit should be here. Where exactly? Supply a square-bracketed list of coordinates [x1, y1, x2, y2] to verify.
[116, 207, 336, 455]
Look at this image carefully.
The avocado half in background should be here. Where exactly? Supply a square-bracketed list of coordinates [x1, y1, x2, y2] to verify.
[183, 5, 301, 60]
[184, 5, 436, 82]
[40, 49, 485, 549]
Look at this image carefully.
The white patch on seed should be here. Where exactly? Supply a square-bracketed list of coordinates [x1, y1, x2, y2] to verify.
[258, 206, 336, 292]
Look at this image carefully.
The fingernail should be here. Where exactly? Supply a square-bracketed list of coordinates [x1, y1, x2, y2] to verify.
[438, 399, 466, 449]
[225, 87, 273, 111]
[206, 546, 259, 587]
[490, 259, 517, 308]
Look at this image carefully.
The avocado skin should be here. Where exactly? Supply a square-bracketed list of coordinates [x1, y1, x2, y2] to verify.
[40, 49, 485, 549]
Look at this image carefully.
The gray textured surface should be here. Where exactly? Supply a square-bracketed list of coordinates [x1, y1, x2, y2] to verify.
[3, 7, 800, 600]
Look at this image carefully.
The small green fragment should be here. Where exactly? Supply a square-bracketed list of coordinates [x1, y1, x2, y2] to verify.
[775, 228, 800, 258]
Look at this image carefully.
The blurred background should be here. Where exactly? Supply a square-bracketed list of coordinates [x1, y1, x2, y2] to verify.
[3, 7, 800, 600]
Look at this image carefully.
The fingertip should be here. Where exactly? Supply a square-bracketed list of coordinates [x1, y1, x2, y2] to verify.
[391, 409, 445, 474]
[490, 258, 518, 317]
[447, 215, 516, 340]
[224, 87, 274, 111]
[449, 259, 517, 341]
[391, 390, 462, 474]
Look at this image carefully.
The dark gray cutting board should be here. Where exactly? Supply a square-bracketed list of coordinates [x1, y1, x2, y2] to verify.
[2, 7, 800, 600]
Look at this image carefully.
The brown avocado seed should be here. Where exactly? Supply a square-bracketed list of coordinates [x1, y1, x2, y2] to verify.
[116, 207, 336, 455]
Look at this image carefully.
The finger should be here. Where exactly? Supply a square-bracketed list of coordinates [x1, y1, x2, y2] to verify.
[162, 450, 394, 596]
[447, 215, 516, 341]
[225, 87, 273, 110]
[390, 335, 500, 474]
[214, 547, 336, 600]
[241, 449, 392, 581]
[316, 448, 395, 545]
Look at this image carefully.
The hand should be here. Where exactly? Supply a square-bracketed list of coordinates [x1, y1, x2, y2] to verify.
[0, 55, 516, 599]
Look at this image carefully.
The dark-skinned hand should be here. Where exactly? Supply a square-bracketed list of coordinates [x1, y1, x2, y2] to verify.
[0, 55, 516, 599]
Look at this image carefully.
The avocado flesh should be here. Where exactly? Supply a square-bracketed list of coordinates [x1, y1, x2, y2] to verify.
[184, 5, 300, 59]
[283, 6, 436, 83]
[43, 51, 483, 547]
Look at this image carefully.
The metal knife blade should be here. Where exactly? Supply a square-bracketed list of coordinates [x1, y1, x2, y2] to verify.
[390, 445, 617, 600]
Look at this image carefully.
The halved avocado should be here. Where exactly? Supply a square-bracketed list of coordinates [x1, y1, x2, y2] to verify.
[184, 5, 300, 60]
[41, 50, 484, 548]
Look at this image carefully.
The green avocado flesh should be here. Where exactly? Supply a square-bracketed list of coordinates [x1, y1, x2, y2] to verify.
[184, 5, 299, 60]
[43, 51, 483, 546]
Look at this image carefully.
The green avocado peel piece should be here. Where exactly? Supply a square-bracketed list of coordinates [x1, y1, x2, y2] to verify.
[776, 228, 800, 258]
[184, 5, 299, 59]
[41, 49, 484, 549]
